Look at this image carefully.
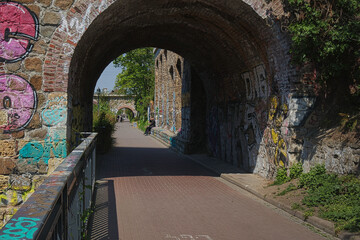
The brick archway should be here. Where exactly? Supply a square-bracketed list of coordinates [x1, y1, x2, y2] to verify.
[39, 0, 306, 177]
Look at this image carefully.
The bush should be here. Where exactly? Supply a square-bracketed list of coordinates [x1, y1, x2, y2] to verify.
[274, 167, 290, 185]
[273, 162, 303, 185]
[93, 112, 116, 153]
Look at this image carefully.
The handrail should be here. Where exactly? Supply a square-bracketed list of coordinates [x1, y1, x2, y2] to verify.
[0, 132, 97, 240]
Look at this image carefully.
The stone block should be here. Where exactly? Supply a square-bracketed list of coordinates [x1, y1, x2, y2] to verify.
[30, 75, 43, 90]
[40, 25, 56, 38]
[26, 113, 42, 129]
[0, 159, 16, 175]
[0, 176, 9, 190]
[24, 57, 43, 72]
[10, 174, 32, 192]
[0, 193, 8, 207]
[0, 133, 11, 140]
[27, 128, 48, 140]
[0, 141, 16, 157]
[19, 0, 35, 3]
[42, 12, 61, 25]
[39, 0, 52, 7]
[33, 40, 48, 55]
[16, 160, 40, 174]
[6, 190, 23, 206]
[48, 158, 63, 173]
[11, 131, 24, 139]
[55, 0, 74, 9]
[5, 61, 21, 72]
[37, 92, 46, 109]
[27, 4, 40, 17]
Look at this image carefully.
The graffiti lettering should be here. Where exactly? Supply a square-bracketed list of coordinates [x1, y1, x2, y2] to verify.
[0, 1, 39, 63]
[164, 234, 213, 240]
[0, 74, 37, 132]
[242, 64, 269, 101]
[19, 137, 66, 164]
[59, 1, 112, 46]
[0, 217, 40, 239]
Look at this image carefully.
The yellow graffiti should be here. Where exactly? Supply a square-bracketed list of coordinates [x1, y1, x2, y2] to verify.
[10, 191, 18, 206]
[271, 129, 287, 167]
[268, 96, 289, 167]
[268, 96, 278, 121]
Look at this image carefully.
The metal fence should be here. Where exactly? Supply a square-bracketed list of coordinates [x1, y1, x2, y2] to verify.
[0, 132, 97, 240]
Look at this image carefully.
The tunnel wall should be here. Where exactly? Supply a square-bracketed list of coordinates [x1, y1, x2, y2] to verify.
[1, 0, 359, 229]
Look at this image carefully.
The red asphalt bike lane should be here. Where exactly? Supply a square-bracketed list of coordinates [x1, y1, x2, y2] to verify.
[88, 121, 328, 240]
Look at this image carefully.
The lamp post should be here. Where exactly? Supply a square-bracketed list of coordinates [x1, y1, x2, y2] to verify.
[96, 87, 101, 116]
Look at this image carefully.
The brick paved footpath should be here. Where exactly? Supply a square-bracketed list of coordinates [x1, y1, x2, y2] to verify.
[88, 121, 329, 240]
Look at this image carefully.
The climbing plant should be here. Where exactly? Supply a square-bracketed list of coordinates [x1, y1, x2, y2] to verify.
[285, 0, 360, 95]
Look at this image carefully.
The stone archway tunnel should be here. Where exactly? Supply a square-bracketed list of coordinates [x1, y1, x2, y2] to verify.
[0, 0, 359, 229]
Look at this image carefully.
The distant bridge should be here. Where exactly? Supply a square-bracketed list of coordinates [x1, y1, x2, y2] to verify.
[93, 93, 137, 116]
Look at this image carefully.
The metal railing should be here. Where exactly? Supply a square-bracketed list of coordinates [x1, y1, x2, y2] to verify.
[0, 132, 97, 240]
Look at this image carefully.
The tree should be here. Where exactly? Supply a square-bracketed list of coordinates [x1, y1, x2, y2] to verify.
[286, 0, 360, 98]
[113, 48, 155, 119]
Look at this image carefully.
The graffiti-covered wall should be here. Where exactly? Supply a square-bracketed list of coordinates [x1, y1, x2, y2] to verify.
[154, 49, 183, 134]
[0, 0, 69, 228]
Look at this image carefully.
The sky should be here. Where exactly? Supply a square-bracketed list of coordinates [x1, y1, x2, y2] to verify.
[95, 62, 122, 92]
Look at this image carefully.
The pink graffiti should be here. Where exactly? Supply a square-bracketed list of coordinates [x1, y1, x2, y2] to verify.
[0, 1, 39, 62]
[0, 74, 37, 132]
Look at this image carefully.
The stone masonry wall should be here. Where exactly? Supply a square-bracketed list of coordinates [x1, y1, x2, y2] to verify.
[0, 0, 71, 227]
[154, 49, 183, 134]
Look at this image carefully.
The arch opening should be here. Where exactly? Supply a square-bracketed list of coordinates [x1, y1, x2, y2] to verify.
[66, 0, 294, 176]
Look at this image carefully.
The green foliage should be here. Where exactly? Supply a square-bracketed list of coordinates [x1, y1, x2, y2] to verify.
[273, 163, 360, 232]
[291, 203, 305, 211]
[299, 164, 327, 189]
[274, 162, 303, 185]
[289, 162, 303, 179]
[93, 112, 116, 153]
[113, 48, 155, 119]
[286, 0, 360, 94]
[274, 167, 290, 185]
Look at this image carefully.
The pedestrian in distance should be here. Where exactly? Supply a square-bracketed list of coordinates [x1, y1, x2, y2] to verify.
[144, 118, 155, 135]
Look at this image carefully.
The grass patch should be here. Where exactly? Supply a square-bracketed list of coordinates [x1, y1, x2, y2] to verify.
[277, 183, 297, 196]
[273, 164, 360, 232]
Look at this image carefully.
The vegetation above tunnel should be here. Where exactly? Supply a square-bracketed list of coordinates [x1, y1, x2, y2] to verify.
[113, 48, 155, 122]
[285, 0, 360, 97]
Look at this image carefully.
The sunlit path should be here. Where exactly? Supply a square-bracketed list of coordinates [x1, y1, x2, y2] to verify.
[88, 121, 327, 240]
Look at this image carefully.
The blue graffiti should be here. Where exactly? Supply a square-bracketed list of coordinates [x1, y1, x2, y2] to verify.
[41, 96, 66, 126]
[0, 217, 40, 239]
[19, 136, 66, 164]
[42, 108, 66, 126]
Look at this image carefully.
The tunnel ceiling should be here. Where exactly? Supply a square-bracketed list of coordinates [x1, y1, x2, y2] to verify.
[69, 0, 280, 103]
